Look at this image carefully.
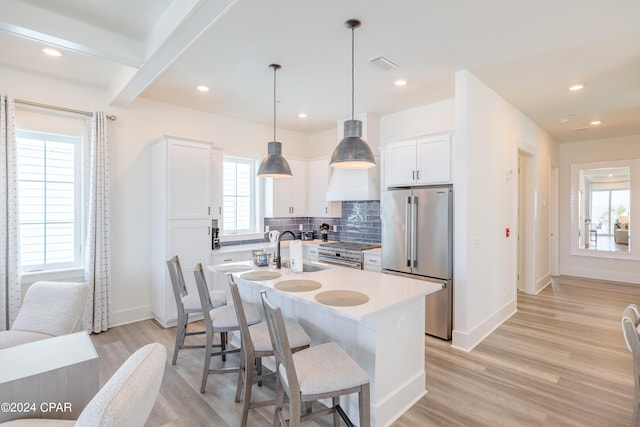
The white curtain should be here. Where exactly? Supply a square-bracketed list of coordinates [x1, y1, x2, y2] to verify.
[0, 95, 21, 330]
[83, 111, 112, 333]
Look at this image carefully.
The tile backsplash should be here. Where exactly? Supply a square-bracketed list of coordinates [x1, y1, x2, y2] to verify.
[222, 200, 381, 246]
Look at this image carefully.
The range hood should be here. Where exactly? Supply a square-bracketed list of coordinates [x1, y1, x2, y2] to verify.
[326, 165, 380, 201]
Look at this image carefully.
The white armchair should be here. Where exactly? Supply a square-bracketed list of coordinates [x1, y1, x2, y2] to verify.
[0, 342, 167, 426]
[0, 281, 89, 350]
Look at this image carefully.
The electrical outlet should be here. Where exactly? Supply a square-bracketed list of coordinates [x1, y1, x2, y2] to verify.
[265, 225, 270, 232]
[299, 224, 303, 231]
[332, 225, 337, 232]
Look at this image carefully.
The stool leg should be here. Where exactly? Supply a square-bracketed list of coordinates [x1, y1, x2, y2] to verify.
[200, 328, 214, 393]
[359, 383, 371, 427]
[172, 312, 187, 365]
[274, 376, 285, 427]
[332, 397, 340, 426]
[240, 363, 253, 427]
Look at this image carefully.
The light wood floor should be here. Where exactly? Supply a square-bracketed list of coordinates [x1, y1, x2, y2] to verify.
[90, 276, 639, 426]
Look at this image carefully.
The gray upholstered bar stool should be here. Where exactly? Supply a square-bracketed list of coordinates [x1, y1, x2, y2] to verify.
[622, 304, 640, 426]
[261, 290, 371, 427]
[193, 263, 261, 393]
[166, 255, 226, 365]
[228, 275, 311, 427]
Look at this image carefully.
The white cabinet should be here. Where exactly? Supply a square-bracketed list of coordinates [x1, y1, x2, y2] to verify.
[306, 158, 342, 218]
[210, 149, 223, 220]
[363, 249, 382, 272]
[264, 159, 307, 217]
[150, 135, 222, 327]
[211, 250, 253, 298]
[385, 134, 451, 187]
[303, 244, 319, 261]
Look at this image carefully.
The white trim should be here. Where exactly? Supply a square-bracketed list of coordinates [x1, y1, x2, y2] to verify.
[111, 304, 153, 328]
[451, 298, 517, 352]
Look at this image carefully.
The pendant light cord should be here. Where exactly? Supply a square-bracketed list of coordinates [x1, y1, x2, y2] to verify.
[351, 25, 355, 121]
[273, 65, 277, 141]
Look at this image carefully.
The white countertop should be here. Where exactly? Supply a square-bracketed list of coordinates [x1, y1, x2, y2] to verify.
[208, 260, 441, 321]
[213, 239, 325, 255]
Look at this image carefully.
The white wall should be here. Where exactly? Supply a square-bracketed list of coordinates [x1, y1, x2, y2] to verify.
[452, 70, 557, 351]
[559, 135, 640, 283]
[1, 65, 312, 325]
[379, 99, 455, 143]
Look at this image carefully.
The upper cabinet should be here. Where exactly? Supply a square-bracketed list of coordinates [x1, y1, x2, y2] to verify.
[385, 133, 451, 187]
[210, 149, 223, 220]
[166, 139, 212, 219]
[264, 158, 307, 217]
[306, 158, 342, 217]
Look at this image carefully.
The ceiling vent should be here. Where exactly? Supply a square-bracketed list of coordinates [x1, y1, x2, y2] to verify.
[369, 55, 398, 70]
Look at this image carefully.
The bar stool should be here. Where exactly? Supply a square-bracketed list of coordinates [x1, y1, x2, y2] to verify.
[228, 275, 311, 426]
[622, 304, 640, 425]
[166, 255, 227, 365]
[261, 290, 371, 427]
[193, 263, 261, 393]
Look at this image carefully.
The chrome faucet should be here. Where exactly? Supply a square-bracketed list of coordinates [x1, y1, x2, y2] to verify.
[275, 230, 296, 269]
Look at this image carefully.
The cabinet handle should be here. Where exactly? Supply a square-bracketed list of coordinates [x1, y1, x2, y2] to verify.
[412, 170, 416, 180]
[208, 227, 211, 235]
[219, 206, 221, 215]
[224, 258, 232, 262]
[208, 207, 211, 215]
[325, 207, 328, 214]
[416, 170, 420, 180]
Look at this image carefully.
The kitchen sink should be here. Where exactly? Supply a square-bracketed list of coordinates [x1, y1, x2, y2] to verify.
[302, 263, 330, 272]
[281, 262, 330, 272]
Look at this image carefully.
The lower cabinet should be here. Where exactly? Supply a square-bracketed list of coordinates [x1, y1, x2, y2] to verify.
[211, 250, 252, 299]
[151, 220, 213, 328]
[363, 250, 382, 272]
[303, 244, 319, 261]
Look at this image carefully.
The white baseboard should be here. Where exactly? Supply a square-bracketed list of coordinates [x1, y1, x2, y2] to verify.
[562, 266, 640, 285]
[111, 304, 153, 327]
[535, 274, 552, 294]
[451, 298, 517, 352]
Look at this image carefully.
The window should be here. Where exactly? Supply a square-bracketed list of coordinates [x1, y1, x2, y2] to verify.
[16, 130, 83, 272]
[223, 157, 258, 235]
[591, 188, 630, 235]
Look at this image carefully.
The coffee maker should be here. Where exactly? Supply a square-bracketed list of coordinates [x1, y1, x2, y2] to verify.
[212, 219, 221, 249]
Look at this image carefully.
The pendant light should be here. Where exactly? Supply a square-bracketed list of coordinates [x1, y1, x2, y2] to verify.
[257, 63, 293, 178]
[330, 19, 376, 169]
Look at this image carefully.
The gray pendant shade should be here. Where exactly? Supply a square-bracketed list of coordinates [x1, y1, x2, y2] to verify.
[257, 63, 293, 178]
[330, 19, 376, 169]
[330, 119, 376, 169]
[257, 141, 292, 178]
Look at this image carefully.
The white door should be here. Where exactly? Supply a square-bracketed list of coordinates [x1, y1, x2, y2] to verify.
[167, 140, 211, 220]
[416, 135, 451, 184]
[385, 141, 417, 186]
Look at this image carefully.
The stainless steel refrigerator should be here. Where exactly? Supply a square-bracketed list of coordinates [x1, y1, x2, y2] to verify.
[381, 186, 453, 339]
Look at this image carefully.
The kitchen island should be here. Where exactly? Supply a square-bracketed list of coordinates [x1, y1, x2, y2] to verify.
[210, 260, 441, 426]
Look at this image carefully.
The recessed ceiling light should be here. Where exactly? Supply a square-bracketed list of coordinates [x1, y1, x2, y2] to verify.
[590, 120, 602, 126]
[298, 113, 307, 118]
[574, 127, 589, 132]
[394, 80, 407, 87]
[43, 48, 61, 57]
[196, 85, 209, 92]
[569, 83, 584, 91]
[559, 117, 569, 123]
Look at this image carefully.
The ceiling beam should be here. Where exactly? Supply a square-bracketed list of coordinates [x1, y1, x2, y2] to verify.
[0, 0, 143, 67]
[108, 0, 239, 107]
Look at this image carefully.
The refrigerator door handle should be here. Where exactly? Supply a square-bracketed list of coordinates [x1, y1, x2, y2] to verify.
[411, 196, 418, 268]
[405, 196, 411, 267]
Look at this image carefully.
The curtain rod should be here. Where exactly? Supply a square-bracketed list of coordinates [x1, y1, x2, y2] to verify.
[15, 99, 117, 121]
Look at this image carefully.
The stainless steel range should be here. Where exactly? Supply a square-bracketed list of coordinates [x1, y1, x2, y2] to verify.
[318, 241, 381, 269]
